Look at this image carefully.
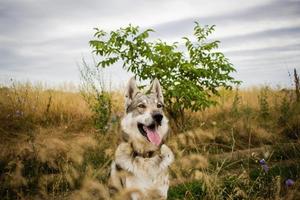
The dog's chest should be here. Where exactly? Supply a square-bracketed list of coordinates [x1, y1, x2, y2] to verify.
[125, 157, 170, 197]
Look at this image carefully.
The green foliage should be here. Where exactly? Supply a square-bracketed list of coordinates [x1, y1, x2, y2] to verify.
[92, 92, 111, 132]
[249, 163, 300, 198]
[231, 88, 241, 117]
[79, 59, 112, 133]
[258, 87, 270, 121]
[281, 101, 300, 139]
[278, 95, 291, 125]
[89, 23, 240, 128]
[168, 181, 206, 200]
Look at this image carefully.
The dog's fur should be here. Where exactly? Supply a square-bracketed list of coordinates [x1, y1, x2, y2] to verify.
[109, 78, 174, 200]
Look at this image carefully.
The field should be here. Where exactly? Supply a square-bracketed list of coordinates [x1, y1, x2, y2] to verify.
[0, 82, 299, 200]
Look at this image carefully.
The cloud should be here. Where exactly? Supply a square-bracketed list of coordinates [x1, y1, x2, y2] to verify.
[148, 0, 300, 87]
[0, 0, 299, 87]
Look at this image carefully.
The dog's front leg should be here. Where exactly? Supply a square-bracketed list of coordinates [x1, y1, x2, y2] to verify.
[159, 144, 174, 170]
[115, 142, 139, 173]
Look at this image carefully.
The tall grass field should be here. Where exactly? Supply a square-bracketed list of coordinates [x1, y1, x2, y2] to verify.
[0, 81, 299, 199]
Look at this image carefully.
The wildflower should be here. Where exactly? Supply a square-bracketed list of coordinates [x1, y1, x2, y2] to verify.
[259, 159, 266, 165]
[285, 179, 295, 187]
[259, 159, 269, 172]
[262, 164, 269, 172]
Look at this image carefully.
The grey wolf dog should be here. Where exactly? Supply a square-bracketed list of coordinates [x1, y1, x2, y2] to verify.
[109, 77, 174, 200]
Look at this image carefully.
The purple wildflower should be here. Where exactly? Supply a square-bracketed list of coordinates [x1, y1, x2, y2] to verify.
[262, 164, 269, 172]
[259, 159, 269, 172]
[259, 159, 266, 165]
[285, 179, 295, 187]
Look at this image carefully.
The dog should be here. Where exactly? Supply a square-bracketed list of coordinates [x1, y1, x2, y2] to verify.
[108, 77, 174, 200]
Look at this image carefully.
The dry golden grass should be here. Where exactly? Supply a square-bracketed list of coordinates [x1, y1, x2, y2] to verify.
[0, 82, 299, 199]
[0, 83, 92, 133]
[194, 87, 288, 121]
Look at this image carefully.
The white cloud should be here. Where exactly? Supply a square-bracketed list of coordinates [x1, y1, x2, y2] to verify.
[0, 0, 300, 87]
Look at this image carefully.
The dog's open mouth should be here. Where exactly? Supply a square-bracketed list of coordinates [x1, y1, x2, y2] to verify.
[137, 123, 161, 146]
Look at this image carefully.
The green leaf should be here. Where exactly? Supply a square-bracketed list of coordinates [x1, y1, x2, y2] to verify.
[89, 23, 241, 128]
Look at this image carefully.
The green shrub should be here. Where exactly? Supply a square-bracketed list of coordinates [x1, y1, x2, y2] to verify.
[231, 88, 241, 117]
[79, 59, 111, 133]
[278, 95, 291, 125]
[92, 92, 111, 132]
[258, 87, 270, 121]
[89, 23, 240, 130]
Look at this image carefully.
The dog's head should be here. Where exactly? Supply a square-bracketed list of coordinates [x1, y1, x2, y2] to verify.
[121, 77, 169, 152]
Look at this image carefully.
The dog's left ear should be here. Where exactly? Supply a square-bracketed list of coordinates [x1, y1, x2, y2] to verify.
[150, 78, 164, 103]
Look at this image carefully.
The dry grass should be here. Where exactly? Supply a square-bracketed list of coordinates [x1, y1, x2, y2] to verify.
[0, 82, 92, 132]
[0, 82, 299, 199]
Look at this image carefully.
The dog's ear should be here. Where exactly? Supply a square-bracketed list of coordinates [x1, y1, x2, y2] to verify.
[125, 77, 139, 108]
[150, 78, 164, 103]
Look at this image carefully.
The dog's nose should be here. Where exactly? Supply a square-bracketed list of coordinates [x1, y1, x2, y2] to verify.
[152, 112, 163, 124]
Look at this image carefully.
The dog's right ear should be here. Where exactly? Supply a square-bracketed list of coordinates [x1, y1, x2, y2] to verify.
[125, 77, 139, 109]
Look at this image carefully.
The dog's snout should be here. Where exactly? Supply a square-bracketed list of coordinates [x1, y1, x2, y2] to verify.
[152, 112, 163, 124]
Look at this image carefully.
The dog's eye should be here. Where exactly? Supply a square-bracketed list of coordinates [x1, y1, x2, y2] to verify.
[157, 103, 163, 108]
[138, 104, 146, 109]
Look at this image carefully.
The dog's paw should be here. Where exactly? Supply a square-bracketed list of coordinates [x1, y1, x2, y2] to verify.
[160, 144, 172, 155]
[115, 142, 133, 157]
[160, 144, 174, 166]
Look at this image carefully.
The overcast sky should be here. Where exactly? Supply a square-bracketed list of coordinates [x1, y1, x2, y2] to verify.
[1, 0, 300, 88]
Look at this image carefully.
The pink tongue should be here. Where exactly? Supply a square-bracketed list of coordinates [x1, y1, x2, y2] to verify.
[144, 127, 161, 146]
